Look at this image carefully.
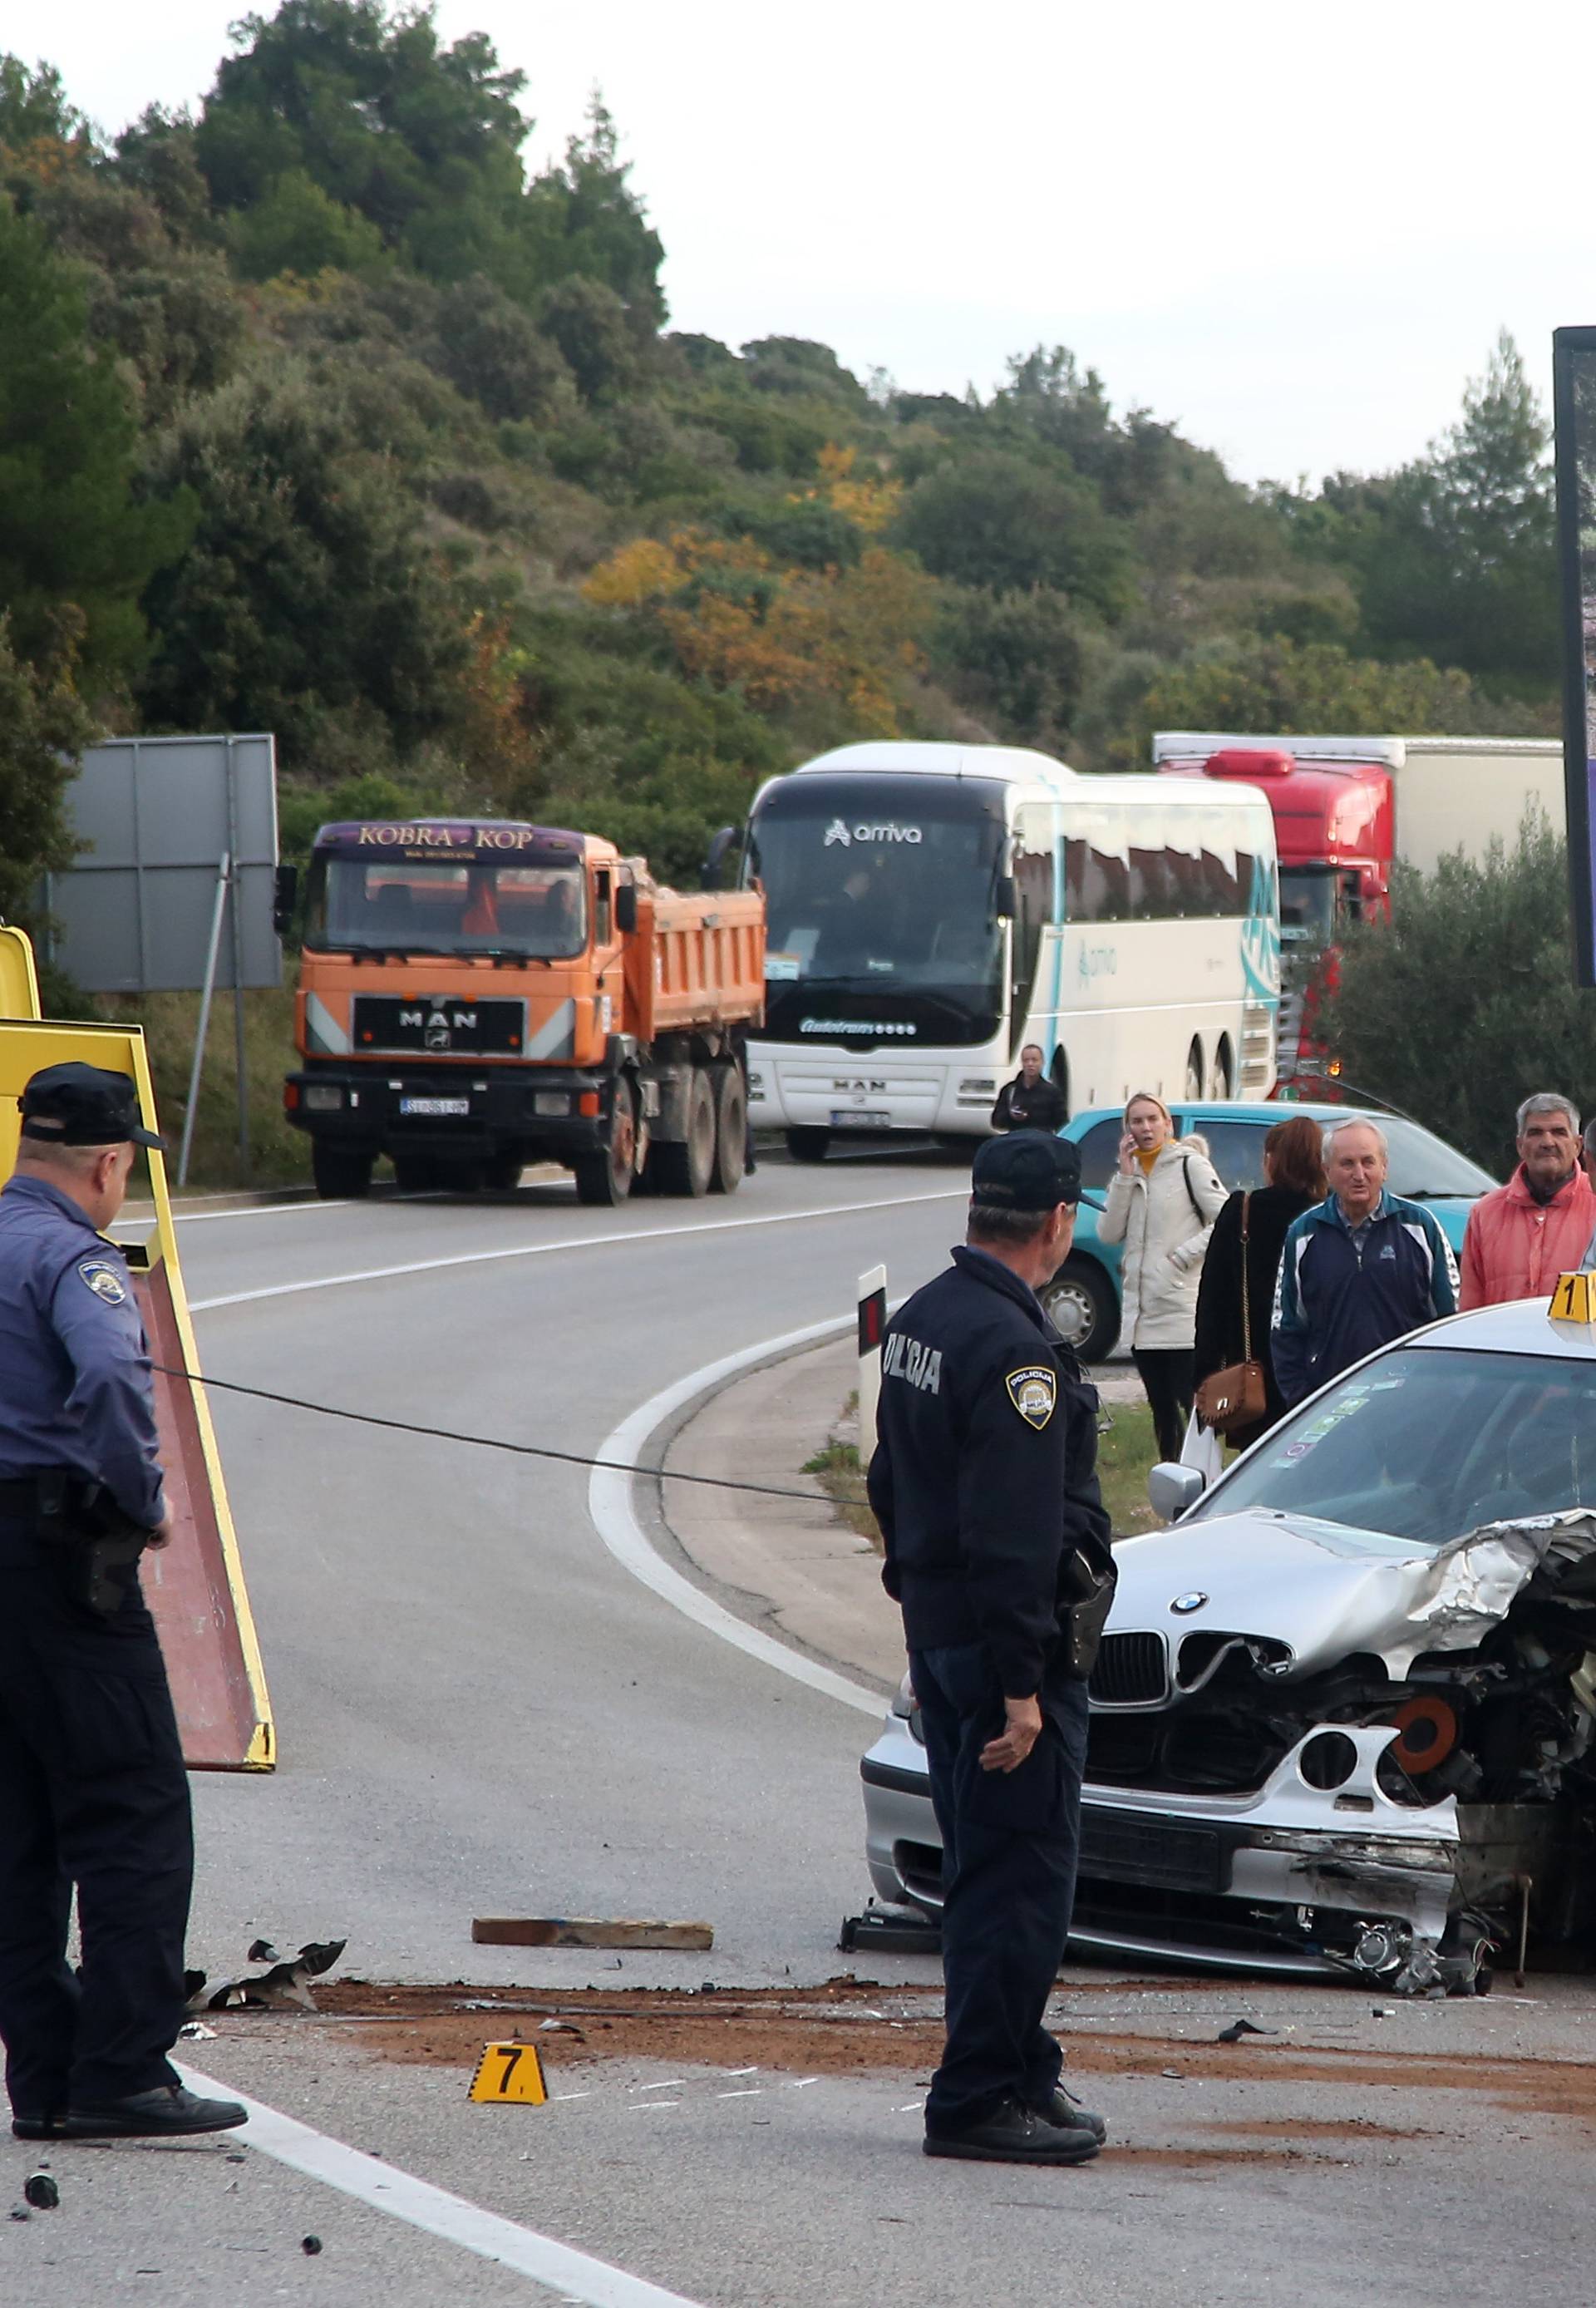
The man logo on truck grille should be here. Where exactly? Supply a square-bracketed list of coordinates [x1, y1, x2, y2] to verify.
[1005, 1366, 1057, 1429]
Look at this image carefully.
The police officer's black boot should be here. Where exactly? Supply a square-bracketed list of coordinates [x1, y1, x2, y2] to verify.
[924, 2095, 1100, 2165]
[1043, 2082, 1108, 2143]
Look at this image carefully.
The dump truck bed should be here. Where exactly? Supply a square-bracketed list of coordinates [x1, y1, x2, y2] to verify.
[626, 889, 765, 1043]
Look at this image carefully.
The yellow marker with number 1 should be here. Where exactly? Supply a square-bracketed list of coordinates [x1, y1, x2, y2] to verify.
[1549, 1272, 1596, 1326]
[468, 2041, 548, 2104]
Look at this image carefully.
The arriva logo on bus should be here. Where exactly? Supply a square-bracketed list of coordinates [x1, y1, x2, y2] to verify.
[823, 820, 924, 848]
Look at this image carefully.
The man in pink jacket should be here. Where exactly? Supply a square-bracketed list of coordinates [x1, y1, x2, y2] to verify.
[1458, 1093, 1596, 1309]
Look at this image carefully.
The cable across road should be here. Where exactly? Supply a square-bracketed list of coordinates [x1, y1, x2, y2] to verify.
[152, 1364, 838, 1506]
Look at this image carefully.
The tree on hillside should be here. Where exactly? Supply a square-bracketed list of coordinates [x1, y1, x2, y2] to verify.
[0, 198, 195, 687]
[518, 99, 665, 333]
[896, 450, 1136, 620]
[1131, 633, 1541, 764]
[135, 358, 475, 767]
[1318, 819, 1596, 1175]
[1333, 333, 1558, 699]
[0, 610, 96, 925]
[0, 54, 95, 205]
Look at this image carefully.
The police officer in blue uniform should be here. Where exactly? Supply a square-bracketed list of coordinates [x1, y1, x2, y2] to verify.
[0, 1063, 245, 2141]
[867, 1132, 1115, 2164]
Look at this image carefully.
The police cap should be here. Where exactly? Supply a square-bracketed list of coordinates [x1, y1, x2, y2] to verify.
[18, 1063, 165, 1151]
[971, 1131, 1081, 1211]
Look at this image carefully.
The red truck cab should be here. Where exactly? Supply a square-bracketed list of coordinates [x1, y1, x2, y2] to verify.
[1155, 741, 1396, 1069]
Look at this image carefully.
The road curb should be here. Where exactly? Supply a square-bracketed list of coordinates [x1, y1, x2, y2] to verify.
[588, 1325, 893, 1716]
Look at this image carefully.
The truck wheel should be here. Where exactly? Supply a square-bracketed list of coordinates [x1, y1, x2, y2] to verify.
[654, 1069, 716, 1196]
[484, 1151, 525, 1192]
[1039, 1257, 1118, 1364]
[785, 1127, 831, 1163]
[312, 1143, 373, 1201]
[574, 1078, 637, 1207]
[709, 1065, 746, 1194]
[392, 1153, 439, 1194]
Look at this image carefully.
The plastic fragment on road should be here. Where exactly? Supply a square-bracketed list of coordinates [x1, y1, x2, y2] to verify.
[469, 2042, 548, 2105]
[22, 2174, 58, 2210]
[1215, 2020, 1275, 2042]
[302, 2235, 323, 2255]
[472, 1916, 713, 1951]
[193, 1936, 347, 2013]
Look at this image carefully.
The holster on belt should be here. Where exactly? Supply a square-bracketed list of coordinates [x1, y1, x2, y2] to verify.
[35, 1471, 152, 1617]
[1058, 1546, 1116, 1679]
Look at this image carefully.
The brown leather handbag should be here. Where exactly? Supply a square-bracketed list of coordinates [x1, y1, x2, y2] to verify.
[1195, 1193, 1268, 1436]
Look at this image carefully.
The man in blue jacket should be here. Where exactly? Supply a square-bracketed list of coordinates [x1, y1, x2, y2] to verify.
[1272, 1118, 1459, 1405]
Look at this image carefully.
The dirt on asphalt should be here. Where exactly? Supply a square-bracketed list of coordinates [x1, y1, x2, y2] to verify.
[300, 1978, 1596, 2129]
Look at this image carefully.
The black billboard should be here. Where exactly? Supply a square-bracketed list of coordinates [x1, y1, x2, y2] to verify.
[1554, 328, 1596, 984]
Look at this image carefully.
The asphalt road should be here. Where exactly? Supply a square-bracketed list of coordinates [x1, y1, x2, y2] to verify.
[7, 1152, 1594, 2307]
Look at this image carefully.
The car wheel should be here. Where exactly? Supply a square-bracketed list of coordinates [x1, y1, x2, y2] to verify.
[1041, 1258, 1118, 1363]
[1185, 1039, 1204, 1099]
[654, 1068, 717, 1196]
[1210, 1038, 1234, 1099]
[574, 1076, 637, 1206]
[709, 1063, 746, 1194]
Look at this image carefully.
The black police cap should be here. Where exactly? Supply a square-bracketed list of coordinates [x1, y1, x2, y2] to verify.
[971, 1130, 1081, 1211]
[18, 1062, 165, 1152]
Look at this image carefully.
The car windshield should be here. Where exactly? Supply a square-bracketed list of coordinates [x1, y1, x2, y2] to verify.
[1279, 867, 1338, 948]
[1190, 1346, 1596, 1544]
[307, 856, 586, 958]
[1068, 1111, 1493, 1200]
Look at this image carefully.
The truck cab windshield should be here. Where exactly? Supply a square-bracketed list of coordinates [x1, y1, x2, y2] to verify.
[1278, 866, 1339, 949]
[307, 856, 587, 959]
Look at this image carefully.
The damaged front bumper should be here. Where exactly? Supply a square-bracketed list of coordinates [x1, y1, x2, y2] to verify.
[862, 1714, 1561, 1991]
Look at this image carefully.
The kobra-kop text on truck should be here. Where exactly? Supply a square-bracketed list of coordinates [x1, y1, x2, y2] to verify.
[281, 819, 766, 1204]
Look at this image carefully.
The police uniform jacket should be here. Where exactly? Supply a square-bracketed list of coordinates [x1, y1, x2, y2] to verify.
[866, 1245, 1112, 1698]
[0, 1174, 165, 1528]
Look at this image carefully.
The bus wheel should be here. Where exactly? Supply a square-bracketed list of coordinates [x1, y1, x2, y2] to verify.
[709, 1064, 746, 1194]
[785, 1127, 831, 1163]
[1210, 1039, 1234, 1099]
[656, 1069, 717, 1196]
[1040, 1259, 1117, 1364]
[312, 1142, 372, 1200]
[1185, 1039, 1204, 1099]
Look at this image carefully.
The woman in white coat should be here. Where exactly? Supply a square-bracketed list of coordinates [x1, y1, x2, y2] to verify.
[1099, 1091, 1227, 1462]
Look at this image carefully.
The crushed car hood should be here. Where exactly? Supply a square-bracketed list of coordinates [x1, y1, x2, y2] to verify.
[1108, 1509, 1596, 1678]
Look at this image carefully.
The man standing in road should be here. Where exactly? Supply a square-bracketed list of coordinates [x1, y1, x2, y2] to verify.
[0, 1064, 246, 2143]
[1272, 1117, 1459, 1405]
[867, 1132, 1114, 2167]
[1459, 1094, 1595, 1309]
[989, 1044, 1066, 1137]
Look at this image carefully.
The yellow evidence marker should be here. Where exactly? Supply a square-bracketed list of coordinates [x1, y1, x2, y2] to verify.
[1549, 1271, 1596, 1326]
[468, 2042, 548, 2105]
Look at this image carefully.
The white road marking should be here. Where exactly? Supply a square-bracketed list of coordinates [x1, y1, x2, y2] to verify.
[180, 2066, 706, 2306]
[189, 1187, 963, 1311]
[633, 2079, 686, 2092]
[589, 1318, 889, 1718]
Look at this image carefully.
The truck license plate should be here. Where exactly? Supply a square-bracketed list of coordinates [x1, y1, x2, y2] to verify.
[830, 1109, 891, 1130]
[400, 1096, 470, 1117]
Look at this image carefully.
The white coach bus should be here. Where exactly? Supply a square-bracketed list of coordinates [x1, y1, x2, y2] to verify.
[740, 742, 1279, 1157]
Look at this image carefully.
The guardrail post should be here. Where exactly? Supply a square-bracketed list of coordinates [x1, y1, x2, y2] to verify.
[857, 1264, 887, 1460]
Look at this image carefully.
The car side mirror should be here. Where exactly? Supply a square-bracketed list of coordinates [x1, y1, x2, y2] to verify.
[272, 864, 298, 935]
[615, 883, 638, 935]
[1148, 1461, 1207, 1521]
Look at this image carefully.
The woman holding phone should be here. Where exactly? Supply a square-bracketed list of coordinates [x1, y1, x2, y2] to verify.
[1099, 1092, 1226, 1462]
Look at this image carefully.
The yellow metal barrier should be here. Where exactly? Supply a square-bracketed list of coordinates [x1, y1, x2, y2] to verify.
[0, 1007, 274, 1770]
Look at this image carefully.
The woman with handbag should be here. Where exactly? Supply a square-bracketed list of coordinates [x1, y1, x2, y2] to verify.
[1193, 1114, 1328, 1451]
[1100, 1092, 1227, 1463]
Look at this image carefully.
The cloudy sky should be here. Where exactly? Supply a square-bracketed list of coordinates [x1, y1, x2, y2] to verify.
[25, 0, 1591, 484]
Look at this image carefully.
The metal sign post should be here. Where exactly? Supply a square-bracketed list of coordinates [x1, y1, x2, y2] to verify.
[177, 854, 232, 1189]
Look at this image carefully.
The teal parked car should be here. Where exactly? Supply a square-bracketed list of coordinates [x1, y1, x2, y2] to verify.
[1042, 1100, 1495, 1362]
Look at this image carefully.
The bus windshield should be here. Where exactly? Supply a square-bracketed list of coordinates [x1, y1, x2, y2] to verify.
[746, 777, 1007, 1040]
[307, 855, 587, 959]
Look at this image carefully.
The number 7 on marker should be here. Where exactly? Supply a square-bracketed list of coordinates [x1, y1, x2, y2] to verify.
[497, 2047, 525, 2091]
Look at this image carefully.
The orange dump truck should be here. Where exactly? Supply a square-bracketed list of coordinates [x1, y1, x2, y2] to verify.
[283, 818, 765, 1204]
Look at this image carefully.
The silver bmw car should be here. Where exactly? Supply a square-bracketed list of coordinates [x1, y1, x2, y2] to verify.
[860, 1297, 1596, 1993]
